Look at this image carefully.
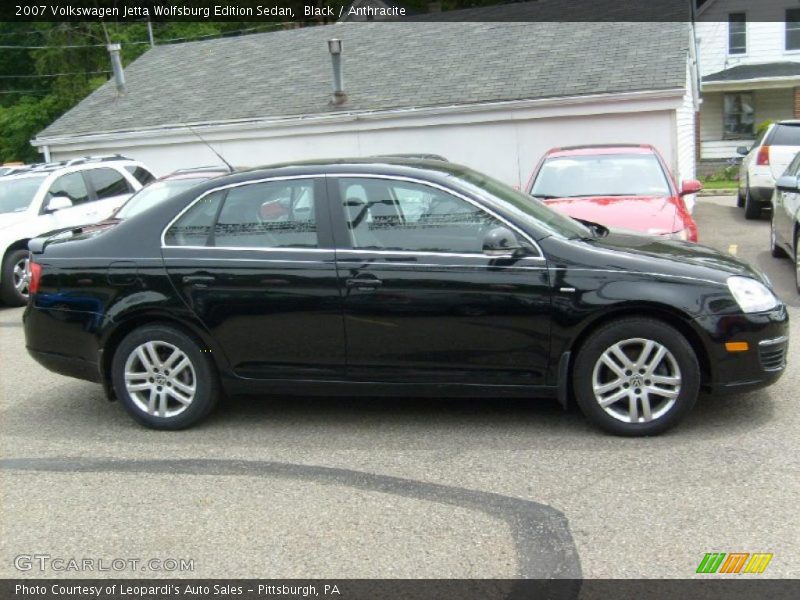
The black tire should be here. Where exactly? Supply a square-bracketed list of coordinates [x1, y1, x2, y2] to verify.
[744, 186, 762, 220]
[111, 324, 219, 429]
[736, 184, 745, 208]
[0, 248, 31, 306]
[572, 318, 700, 436]
[795, 232, 800, 294]
[771, 214, 789, 258]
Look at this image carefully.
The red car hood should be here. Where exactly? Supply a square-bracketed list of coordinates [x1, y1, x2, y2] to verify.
[544, 195, 686, 235]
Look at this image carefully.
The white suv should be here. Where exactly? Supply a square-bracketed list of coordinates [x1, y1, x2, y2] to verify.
[0, 156, 154, 305]
[737, 120, 800, 219]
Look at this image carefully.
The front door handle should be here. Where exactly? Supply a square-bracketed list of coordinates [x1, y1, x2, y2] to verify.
[182, 275, 215, 286]
[345, 277, 382, 290]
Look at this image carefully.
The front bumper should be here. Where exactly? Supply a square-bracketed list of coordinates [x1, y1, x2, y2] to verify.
[694, 305, 789, 394]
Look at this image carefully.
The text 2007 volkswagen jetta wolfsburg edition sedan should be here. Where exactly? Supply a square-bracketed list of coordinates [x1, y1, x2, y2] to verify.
[23, 159, 788, 435]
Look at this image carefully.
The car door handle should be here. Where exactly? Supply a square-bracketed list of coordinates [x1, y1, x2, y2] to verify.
[345, 277, 382, 290]
[182, 275, 215, 286]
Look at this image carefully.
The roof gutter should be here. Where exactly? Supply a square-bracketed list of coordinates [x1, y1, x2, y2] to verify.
[32, 87, 686, 148]
[702, 75, 800, 91]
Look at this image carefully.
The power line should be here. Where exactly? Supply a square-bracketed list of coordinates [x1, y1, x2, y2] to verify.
[0, 70, 111, 79]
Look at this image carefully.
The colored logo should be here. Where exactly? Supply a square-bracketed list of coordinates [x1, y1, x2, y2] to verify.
[696, 552, 773, 574]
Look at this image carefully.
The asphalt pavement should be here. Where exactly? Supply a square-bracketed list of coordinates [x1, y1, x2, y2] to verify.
[0, 194, 797, 581]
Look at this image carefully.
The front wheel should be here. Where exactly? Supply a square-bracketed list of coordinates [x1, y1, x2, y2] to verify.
[111, 325, 219, 429]
[573, 318, 700, 436]
[771, 215, 788, 258]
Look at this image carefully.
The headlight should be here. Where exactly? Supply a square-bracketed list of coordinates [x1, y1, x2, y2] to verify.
[727, 276, 779, 313]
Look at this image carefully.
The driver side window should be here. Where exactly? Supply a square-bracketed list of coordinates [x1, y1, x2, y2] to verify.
[339, 178, 506, 254]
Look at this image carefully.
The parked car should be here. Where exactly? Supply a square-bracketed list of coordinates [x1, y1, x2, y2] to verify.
[0, 155, 154, 306]
[23, 159, 787, 436]
[525, 144, 701, 242]
[770, 150, 800, 291]
[738, 120, 800, 219]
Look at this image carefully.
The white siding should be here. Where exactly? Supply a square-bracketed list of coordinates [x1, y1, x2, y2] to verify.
[47, 104, 680, 189]
[699, 88, 794, 158]
[696, 1, 800, 78]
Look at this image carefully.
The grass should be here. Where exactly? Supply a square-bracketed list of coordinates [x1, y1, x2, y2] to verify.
[701, 179, 738, 190]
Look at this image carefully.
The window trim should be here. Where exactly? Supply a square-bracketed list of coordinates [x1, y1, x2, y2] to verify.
[722, 92, 755, 140]
[329, 173, 544, 260]
[161, 174, 326, 250]
[727, 12, 747, 56]
[162, 173, 544, 260]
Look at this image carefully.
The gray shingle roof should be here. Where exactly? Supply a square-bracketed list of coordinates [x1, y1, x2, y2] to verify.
[37, 21, 690, 139]
[704, 62, 800, 83]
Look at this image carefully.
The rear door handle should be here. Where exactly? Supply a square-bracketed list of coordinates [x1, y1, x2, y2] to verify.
[182, 275, 215, 286]
[345, 277, 382, 290]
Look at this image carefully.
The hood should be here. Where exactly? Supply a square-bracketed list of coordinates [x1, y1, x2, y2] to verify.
[545, 195, 683, 235]
[587, 229, 764, 284]
[0, 211, 29, 231]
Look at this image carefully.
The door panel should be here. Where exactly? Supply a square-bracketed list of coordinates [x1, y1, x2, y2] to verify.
[162, 177, 346, 379]
[331, 176, 551, 385]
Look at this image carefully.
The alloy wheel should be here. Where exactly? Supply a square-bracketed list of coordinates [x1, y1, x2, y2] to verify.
[123, 341, 197, 418]
[591, 338, 682, 423]
[12, 255, 30, 298]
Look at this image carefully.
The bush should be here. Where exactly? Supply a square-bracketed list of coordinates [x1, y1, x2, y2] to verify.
[701, 166, 739, 183]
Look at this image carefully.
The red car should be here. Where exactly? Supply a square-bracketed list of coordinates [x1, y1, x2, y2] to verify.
[525, 144, 702, 242]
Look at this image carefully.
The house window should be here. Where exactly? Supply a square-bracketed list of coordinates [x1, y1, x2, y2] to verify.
[787, 9, 800, 50]
[723, 93, 755, 138]
[728, 13, 746, 55]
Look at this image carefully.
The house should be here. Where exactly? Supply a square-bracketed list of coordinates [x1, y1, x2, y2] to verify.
[695, 0, 800, 167]
[33, 20, 699, 189]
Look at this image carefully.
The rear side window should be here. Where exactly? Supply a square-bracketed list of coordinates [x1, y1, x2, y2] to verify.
[125, 166, 156, 186]
[768, 124, 800, 147]
[164, 191, 224, 246]
[87, 168, 133, 199]
[47, 172, 90, 205]
[213, 180, 318, 248]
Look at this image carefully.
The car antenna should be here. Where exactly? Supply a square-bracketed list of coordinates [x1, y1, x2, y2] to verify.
[183, 122, 234, 173]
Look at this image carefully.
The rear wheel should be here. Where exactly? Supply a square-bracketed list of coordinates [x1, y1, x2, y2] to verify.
[737, 183, 745, 208]
[111, 325, 219, 429]
[0, 249, 31, 306]
[573, 318, 700, 436]
[771, 214, 788, 258]
[744, 186, 762, 220]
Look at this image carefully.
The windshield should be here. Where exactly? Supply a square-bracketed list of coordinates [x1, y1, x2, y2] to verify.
[115, 177, 211, 219]
[0, 175, 46, 215]
[531, 154, 671, 198]
[444, 164, 592, 239]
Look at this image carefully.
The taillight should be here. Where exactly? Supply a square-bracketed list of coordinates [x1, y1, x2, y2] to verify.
[756, 145, 770, 166]
[28, 259, 42, 295]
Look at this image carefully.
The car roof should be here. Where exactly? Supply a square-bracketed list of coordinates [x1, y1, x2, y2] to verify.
[158, 167, 232, 181]
[545, 144, 657, 158]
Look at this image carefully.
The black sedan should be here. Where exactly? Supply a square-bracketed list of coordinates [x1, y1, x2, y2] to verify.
[771, 159, 800, 292]
[23, 159, 788, 436]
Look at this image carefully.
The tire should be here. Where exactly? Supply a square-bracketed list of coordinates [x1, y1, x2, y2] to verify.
[572, 318, 700, 436]
[111, 324, 219, 429]
[795, 232, 800, 294]
[744, 186, 762, 220]
[0, 249, 31, 306]
[771, 214, 788, 258]
[736, 184, 745, 208]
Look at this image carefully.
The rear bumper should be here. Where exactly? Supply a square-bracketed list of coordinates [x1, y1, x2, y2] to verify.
[27, 348, 102, 383]
[694, 305, 789, 394]
[749, 186, 774, 205]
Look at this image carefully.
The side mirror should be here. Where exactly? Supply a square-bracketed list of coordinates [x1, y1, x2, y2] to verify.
[45, 196, 73, 213]
[679, 179, 703, 196]
[482, 226, 522, 257]
[736, 146, 750, 156]
[775, 175, 800, 192]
